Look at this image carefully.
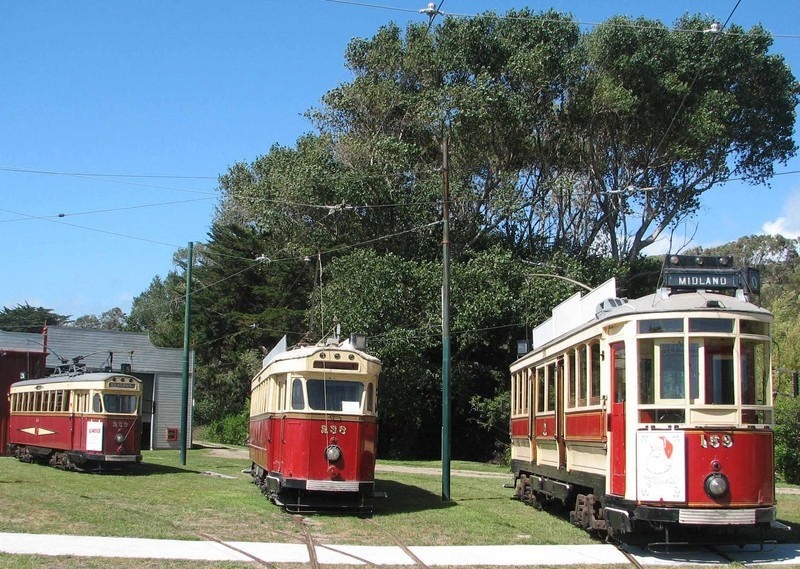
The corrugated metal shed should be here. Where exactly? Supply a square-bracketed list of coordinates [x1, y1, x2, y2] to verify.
[0, 327, 193, 451]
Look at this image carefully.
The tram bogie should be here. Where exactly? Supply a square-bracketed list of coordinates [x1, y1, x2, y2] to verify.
[509, 255, 779, 541]
[248, 334, 381, 515]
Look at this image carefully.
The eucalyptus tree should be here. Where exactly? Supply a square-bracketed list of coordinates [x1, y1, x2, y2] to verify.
[569, 15, 798, 260]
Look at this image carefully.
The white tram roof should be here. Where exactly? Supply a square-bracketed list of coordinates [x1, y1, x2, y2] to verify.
[527, 277, 771, 355]
[261, 336, 381, 369]
[11, 372, 141, 389]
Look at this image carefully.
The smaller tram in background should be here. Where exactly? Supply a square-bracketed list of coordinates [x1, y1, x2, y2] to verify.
[510, 255, 778, 541]
[248, 334, 381, 514]
[7, 371, 143, 470]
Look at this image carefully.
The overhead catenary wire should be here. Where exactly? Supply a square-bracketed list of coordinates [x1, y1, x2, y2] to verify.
[324, 0, 800, 39]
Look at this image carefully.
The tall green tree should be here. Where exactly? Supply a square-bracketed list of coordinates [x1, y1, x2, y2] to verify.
[570, 16, 798, 260]
[189, 222, 315, 423]
[0, 303, 69, 333]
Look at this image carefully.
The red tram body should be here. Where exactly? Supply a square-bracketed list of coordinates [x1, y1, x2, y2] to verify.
[248, 336, 381, 514]
[7, 372, 143, 470]
[510, 256, 777, 540]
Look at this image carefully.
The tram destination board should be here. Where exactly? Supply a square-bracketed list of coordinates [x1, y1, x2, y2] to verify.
[663, 268, 742, 291]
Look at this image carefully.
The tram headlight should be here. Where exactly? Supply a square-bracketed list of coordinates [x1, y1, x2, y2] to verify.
[704, 473, 729, 499]
[115, 432, 126, 444]
[325, 445, 342, 463]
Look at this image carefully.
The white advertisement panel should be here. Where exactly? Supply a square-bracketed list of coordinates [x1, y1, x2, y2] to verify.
[636, 430, 686, 502]
[86, 421, 104, 452]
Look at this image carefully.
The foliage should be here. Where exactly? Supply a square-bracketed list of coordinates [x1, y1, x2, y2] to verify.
[70, 307, 127, 330]
[309, 11, 797, 262]
[202, 409, 250, 446]
[318, 247, 618, 459]
[0, 303, 69, 333]
[775, 395, 800, 484]
[126, 273, 186, 347]
[115, 9, 798, 461]
[189, 223, 315, 423]
[687, 234, 800, 306]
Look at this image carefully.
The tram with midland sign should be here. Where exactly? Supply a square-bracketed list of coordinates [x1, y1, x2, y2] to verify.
[7, 371, 143, 470]
[247, 333, 381, 514]
[510, 255, 778, 541]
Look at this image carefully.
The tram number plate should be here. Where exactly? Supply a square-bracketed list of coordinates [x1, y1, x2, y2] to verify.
[320, 425, 347, 435]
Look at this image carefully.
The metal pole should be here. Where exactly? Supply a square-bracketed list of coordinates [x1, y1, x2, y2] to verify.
[441, 134, 451, 501]
[180, 241, 193, 465]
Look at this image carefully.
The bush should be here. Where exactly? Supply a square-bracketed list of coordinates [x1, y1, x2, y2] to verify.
[203, 409, 250, 446]
[775, 395, 800, 484]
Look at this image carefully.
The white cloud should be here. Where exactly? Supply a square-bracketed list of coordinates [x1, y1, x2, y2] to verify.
[762, 188, 800, 239]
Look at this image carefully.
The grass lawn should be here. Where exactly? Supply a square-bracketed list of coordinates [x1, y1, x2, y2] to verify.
[1, 447, 799, 568]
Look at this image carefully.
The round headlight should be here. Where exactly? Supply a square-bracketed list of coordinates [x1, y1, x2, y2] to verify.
[115, 432, 126, 444]
[325, 445, 342, 463]
[704, 473, 729, 499]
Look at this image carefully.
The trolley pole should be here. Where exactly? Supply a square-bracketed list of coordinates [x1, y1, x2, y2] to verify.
[180, 241, 193, 466]
[441, 134, 451, 502]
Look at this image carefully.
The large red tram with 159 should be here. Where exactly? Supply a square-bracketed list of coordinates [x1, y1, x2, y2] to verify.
[510, 255, 778, 540]
[7, 371, 143, 470]
[248, 334, 381, 514]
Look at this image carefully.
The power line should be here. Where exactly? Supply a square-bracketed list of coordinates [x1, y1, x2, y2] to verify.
[324, 0, 800, 39]
[0, 165, 217, 180]
[0, 197, 215, 224]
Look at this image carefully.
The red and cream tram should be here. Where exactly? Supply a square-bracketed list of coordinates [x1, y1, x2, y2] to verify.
[510, 255, 776, 540]
[7, 371, 143, 469]
[248, 334, 381, 514]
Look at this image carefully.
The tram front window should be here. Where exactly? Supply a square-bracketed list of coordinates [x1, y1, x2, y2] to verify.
[103, 394, 139, 414]
[307, 380, 364, 413]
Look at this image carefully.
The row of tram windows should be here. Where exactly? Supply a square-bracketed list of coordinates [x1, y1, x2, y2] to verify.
[511, 317, 772, 424]
[252, 375, 376, 416]
[511, 340, 603, 416]
[10, 389, 139, 415]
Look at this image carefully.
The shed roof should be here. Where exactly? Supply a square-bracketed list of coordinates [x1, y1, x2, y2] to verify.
[0, 327, 188, 375]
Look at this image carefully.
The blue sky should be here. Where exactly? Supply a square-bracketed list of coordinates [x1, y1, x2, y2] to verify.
[1, 1, 798, 318]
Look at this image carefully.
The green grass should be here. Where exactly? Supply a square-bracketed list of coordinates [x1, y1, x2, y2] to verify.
[1, 448, 798, 550]
[0, 449, 591, 546]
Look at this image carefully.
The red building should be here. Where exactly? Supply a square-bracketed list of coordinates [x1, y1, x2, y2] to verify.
[0, 349, 47, 455]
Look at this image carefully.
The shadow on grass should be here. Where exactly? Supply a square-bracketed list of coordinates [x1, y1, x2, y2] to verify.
[373, 479, 457, 515]
[125, 461, 195, 476]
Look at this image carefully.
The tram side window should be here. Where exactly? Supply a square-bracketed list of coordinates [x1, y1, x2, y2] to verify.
[577, 347, 587, 406]
[512, 372, 522, 415]
[689, 342, 700, 402]
[741, 340, 769, 406]
[291, 378, 305, 410]
[366, 383, 375, 413]
[639, 340, 654, 404]
[589, 341, 601, 405]
[547, 362, 556, 412]
[276, 378, 287, 411]
[92, 393, 103, 413]
[568, 351, 577, 408]
[536, 367, 545, 413]
[704, 339, 735, 404]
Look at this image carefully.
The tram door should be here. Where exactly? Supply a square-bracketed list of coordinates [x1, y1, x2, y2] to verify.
[609, 342, 626, 496]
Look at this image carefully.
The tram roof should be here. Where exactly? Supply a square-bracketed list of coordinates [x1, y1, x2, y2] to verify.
[11, 372, 141, 389]
[526, 279, 771, 358]
[270, 341, 381, 365]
